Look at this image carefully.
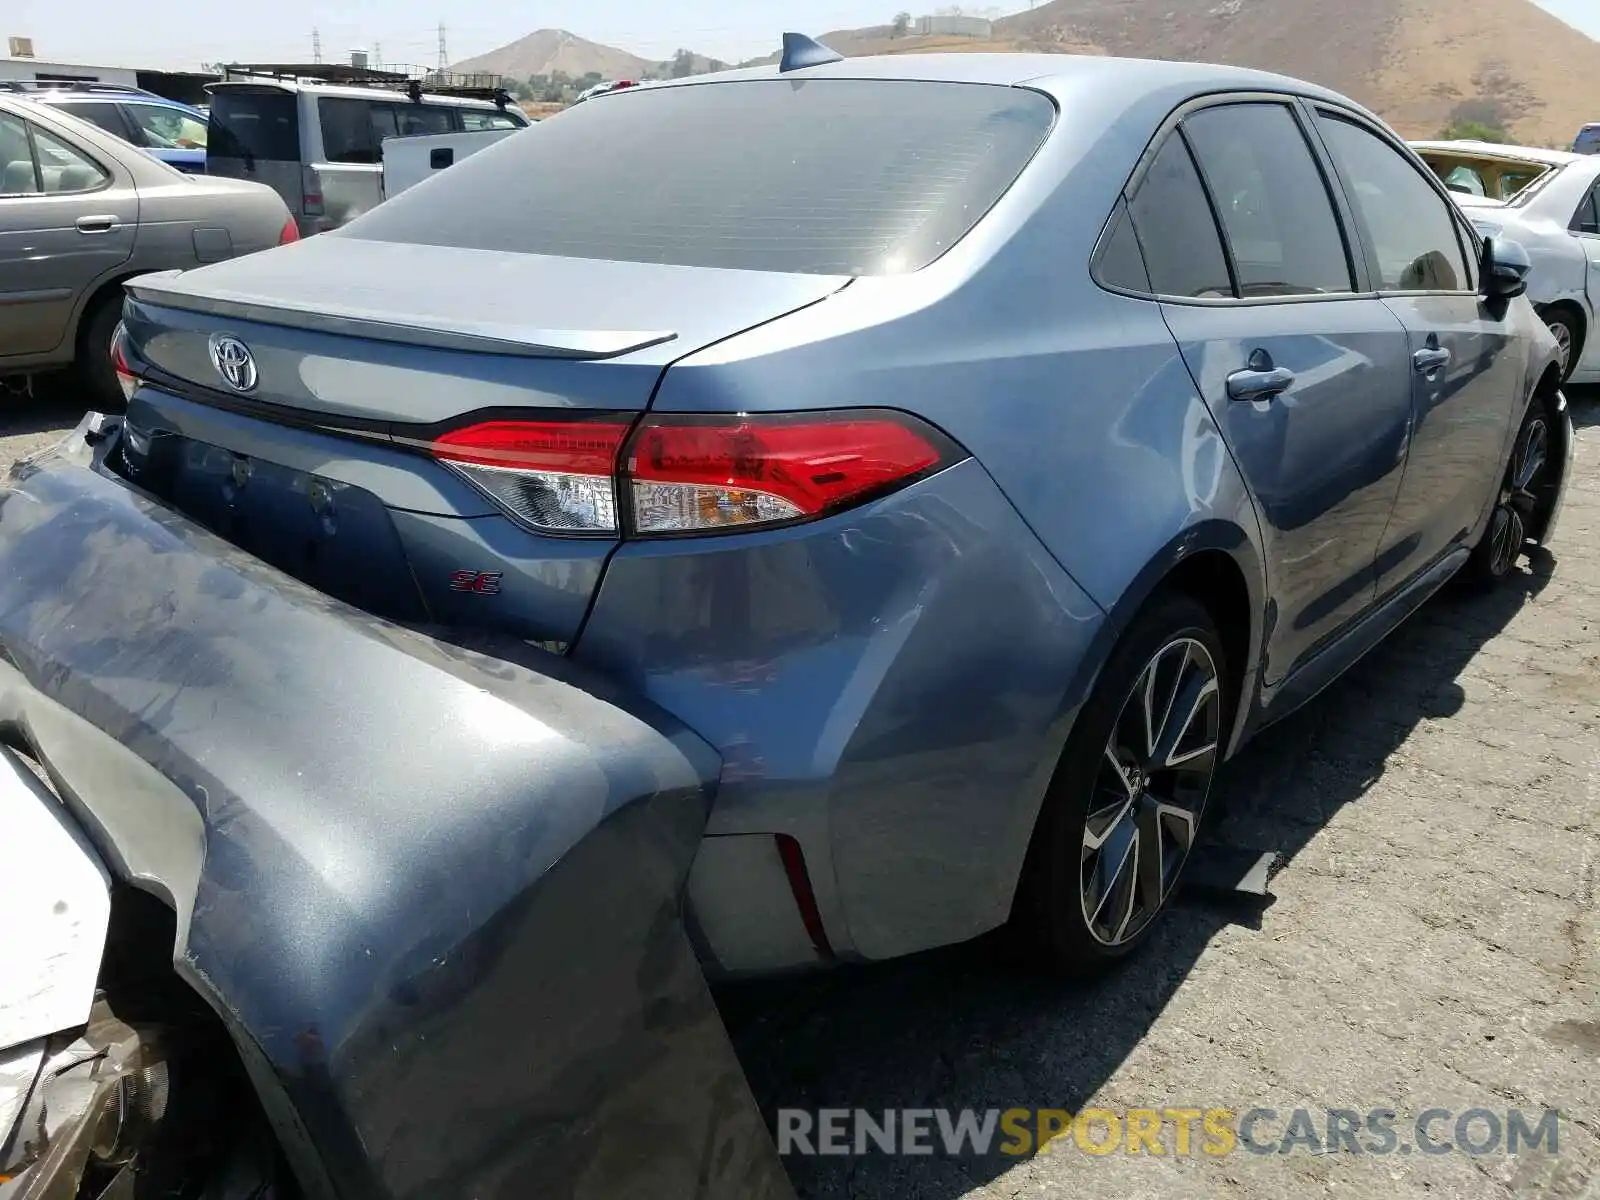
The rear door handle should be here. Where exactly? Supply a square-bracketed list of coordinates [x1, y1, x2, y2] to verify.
[1226, 365, 1296, 402]
[1413, 347, 1452, 373]
[75, 215, 120, 234]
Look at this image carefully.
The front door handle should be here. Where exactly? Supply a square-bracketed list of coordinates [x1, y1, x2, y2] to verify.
[1226, 350, 1296, 402]
[1413, 347, 1452, 373]
[74, 215, 120, 234]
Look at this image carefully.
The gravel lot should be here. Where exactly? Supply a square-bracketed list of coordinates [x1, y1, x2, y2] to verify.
[3, 384, 1596, 1200]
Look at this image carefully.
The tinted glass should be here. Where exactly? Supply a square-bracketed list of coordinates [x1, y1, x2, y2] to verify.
[0, 113, 39, 194]
[342, 80, 1056, 276]
[1318, 115, 1470, 292]
[52, 101, 127, 140]
[1096, 202, 1150, 292]
[392, 104, 455, 136]
[1574, 188, 1600, 235]
[1126, 135, 1233, 298]
[1184, 104, 1353, 297]
[124, 102, 207, 150]
[31, 125, 109, 193]
[320, 97, 382, 163]
[208, 90, 300, 161]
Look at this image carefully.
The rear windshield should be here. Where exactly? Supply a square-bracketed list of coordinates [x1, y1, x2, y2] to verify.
[207, 89, 300, 161]
[339, 79, 1057, 275]
[1576, 127, 1600, 153]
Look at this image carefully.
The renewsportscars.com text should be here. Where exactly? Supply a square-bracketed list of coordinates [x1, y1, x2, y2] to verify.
[776, 1106, 1562, 1158]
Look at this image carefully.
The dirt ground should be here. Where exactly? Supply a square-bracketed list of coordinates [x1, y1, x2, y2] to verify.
[3, 384, 1596, 1200]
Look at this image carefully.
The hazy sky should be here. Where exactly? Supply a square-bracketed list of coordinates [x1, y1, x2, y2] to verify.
[5, 0, 1598, 72]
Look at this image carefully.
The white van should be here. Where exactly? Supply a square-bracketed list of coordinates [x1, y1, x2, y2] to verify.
[204, 70, 528, 235]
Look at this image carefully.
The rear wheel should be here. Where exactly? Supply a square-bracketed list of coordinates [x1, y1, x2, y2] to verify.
[1013, 593, 1229, 974]
[1543, 308, 1581, 383]
[75, 289, 127, 411]
[1467, 399, 1551, 584]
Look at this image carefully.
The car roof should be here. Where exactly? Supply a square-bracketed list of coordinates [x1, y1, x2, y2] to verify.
[38, 91, 204, 114]
[207, 78, 504, 110]
[1408, 139, 1580, 167]
[638, 51, 1358, 107]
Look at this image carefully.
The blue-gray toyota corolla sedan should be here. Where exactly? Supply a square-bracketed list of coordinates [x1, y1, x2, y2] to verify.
[107, 49, 1573, 978]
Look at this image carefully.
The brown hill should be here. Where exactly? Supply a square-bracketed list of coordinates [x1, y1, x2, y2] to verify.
[449, 29, 652, 81]
[991, 0, 1600, 144]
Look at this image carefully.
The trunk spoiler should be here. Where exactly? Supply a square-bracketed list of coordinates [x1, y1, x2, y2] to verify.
[123, 270, 678, 360]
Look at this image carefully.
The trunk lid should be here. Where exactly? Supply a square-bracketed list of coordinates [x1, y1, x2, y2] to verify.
[115, 236, 847, 648]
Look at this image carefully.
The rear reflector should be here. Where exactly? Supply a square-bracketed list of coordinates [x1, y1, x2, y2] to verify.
[774, 834, 834, 959]
[428, 419, 632, 533]
[626, 412, 949, 534]
[418, 410, 958, 538]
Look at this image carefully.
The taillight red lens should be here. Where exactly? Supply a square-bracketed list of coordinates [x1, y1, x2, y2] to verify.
[415, 411, 956, 538]
[109, 322, 138, 402]
[278, 217, 301, 245]
[625, 412, 949, 534]
[426, 419, 633, 533]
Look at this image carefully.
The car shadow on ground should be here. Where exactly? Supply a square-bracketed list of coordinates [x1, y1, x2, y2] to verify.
[0, 373, 88, 440]
[718, 391, 1596, 1200]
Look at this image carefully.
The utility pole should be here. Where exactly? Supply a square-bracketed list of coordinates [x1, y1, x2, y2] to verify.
[437, 23, 448, 73]
[312, 27, 322, 63]
[373, 42, 382, 69]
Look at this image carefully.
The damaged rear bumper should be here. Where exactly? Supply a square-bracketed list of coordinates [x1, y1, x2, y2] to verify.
[0, 415, 793, 1200]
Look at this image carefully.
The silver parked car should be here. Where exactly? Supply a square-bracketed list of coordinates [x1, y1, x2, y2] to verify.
[204, 76, 529, 236]
[1413, 139, 1600, 383]
[0, 93, 296, 406]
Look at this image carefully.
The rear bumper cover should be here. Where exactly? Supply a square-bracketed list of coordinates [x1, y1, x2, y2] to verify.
[577, 458, 1108, 973]
[0, 416, 792, 1200]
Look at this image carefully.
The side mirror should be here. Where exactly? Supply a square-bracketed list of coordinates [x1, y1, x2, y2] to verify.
[1482, 236, 1531, 301]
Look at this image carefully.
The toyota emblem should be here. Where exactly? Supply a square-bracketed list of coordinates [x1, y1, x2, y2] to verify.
[208, 334, 258, 393]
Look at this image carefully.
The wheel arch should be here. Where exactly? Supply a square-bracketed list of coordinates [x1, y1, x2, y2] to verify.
[1535, 298, 1587, 376]
[1064, 520, 1267, 763]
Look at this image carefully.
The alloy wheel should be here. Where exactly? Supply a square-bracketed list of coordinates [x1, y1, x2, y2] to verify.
[1080, 636, 1222, 946]
[1488, 412, 1549, 577]
[1546, 318, 1573, 377]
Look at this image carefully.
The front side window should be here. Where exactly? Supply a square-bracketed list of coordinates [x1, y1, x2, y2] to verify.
[341, 79, 1056, 276]
[30, 125, 110, 193]
[1317, 113, 1471, 293]
[0, 112, 39, 194]
[1125, 134, 1233, 299]
[1183, 103, 1354, 297]
[124, 103, 207, 150]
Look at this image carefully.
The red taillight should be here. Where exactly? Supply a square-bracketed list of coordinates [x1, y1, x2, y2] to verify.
[301, 165, 324, 218]
[278, 217, 300, 245]
[418, 410, 955, 537]
[109, 322, 138, 402]
[426, 419, 633, 533]
[625, 412, 948, 534]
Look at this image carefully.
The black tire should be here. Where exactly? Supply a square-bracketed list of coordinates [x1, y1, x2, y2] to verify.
[75, 289, 127, 412]
[1466, 398, 1552, 586]
[1543, 308, 1581, 384]
[1012, 592, 1231, 975]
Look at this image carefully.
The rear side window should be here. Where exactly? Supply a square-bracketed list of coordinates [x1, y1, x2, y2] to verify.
[460, 109, 523, 131]
[1183, 103, 1354, 297]
[208, 90, 300, 161]
[322, 99, 458, 162]
[1317, 114, 1470, 292]
[51, 101, 129, 141]
[1125, 135, 1233, 298]
[339, 79, 1056, 276]
[1575, 186, 1600, 235]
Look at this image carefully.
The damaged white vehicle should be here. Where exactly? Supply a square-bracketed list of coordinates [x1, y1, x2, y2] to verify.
[1413, 139, 1600, 383]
